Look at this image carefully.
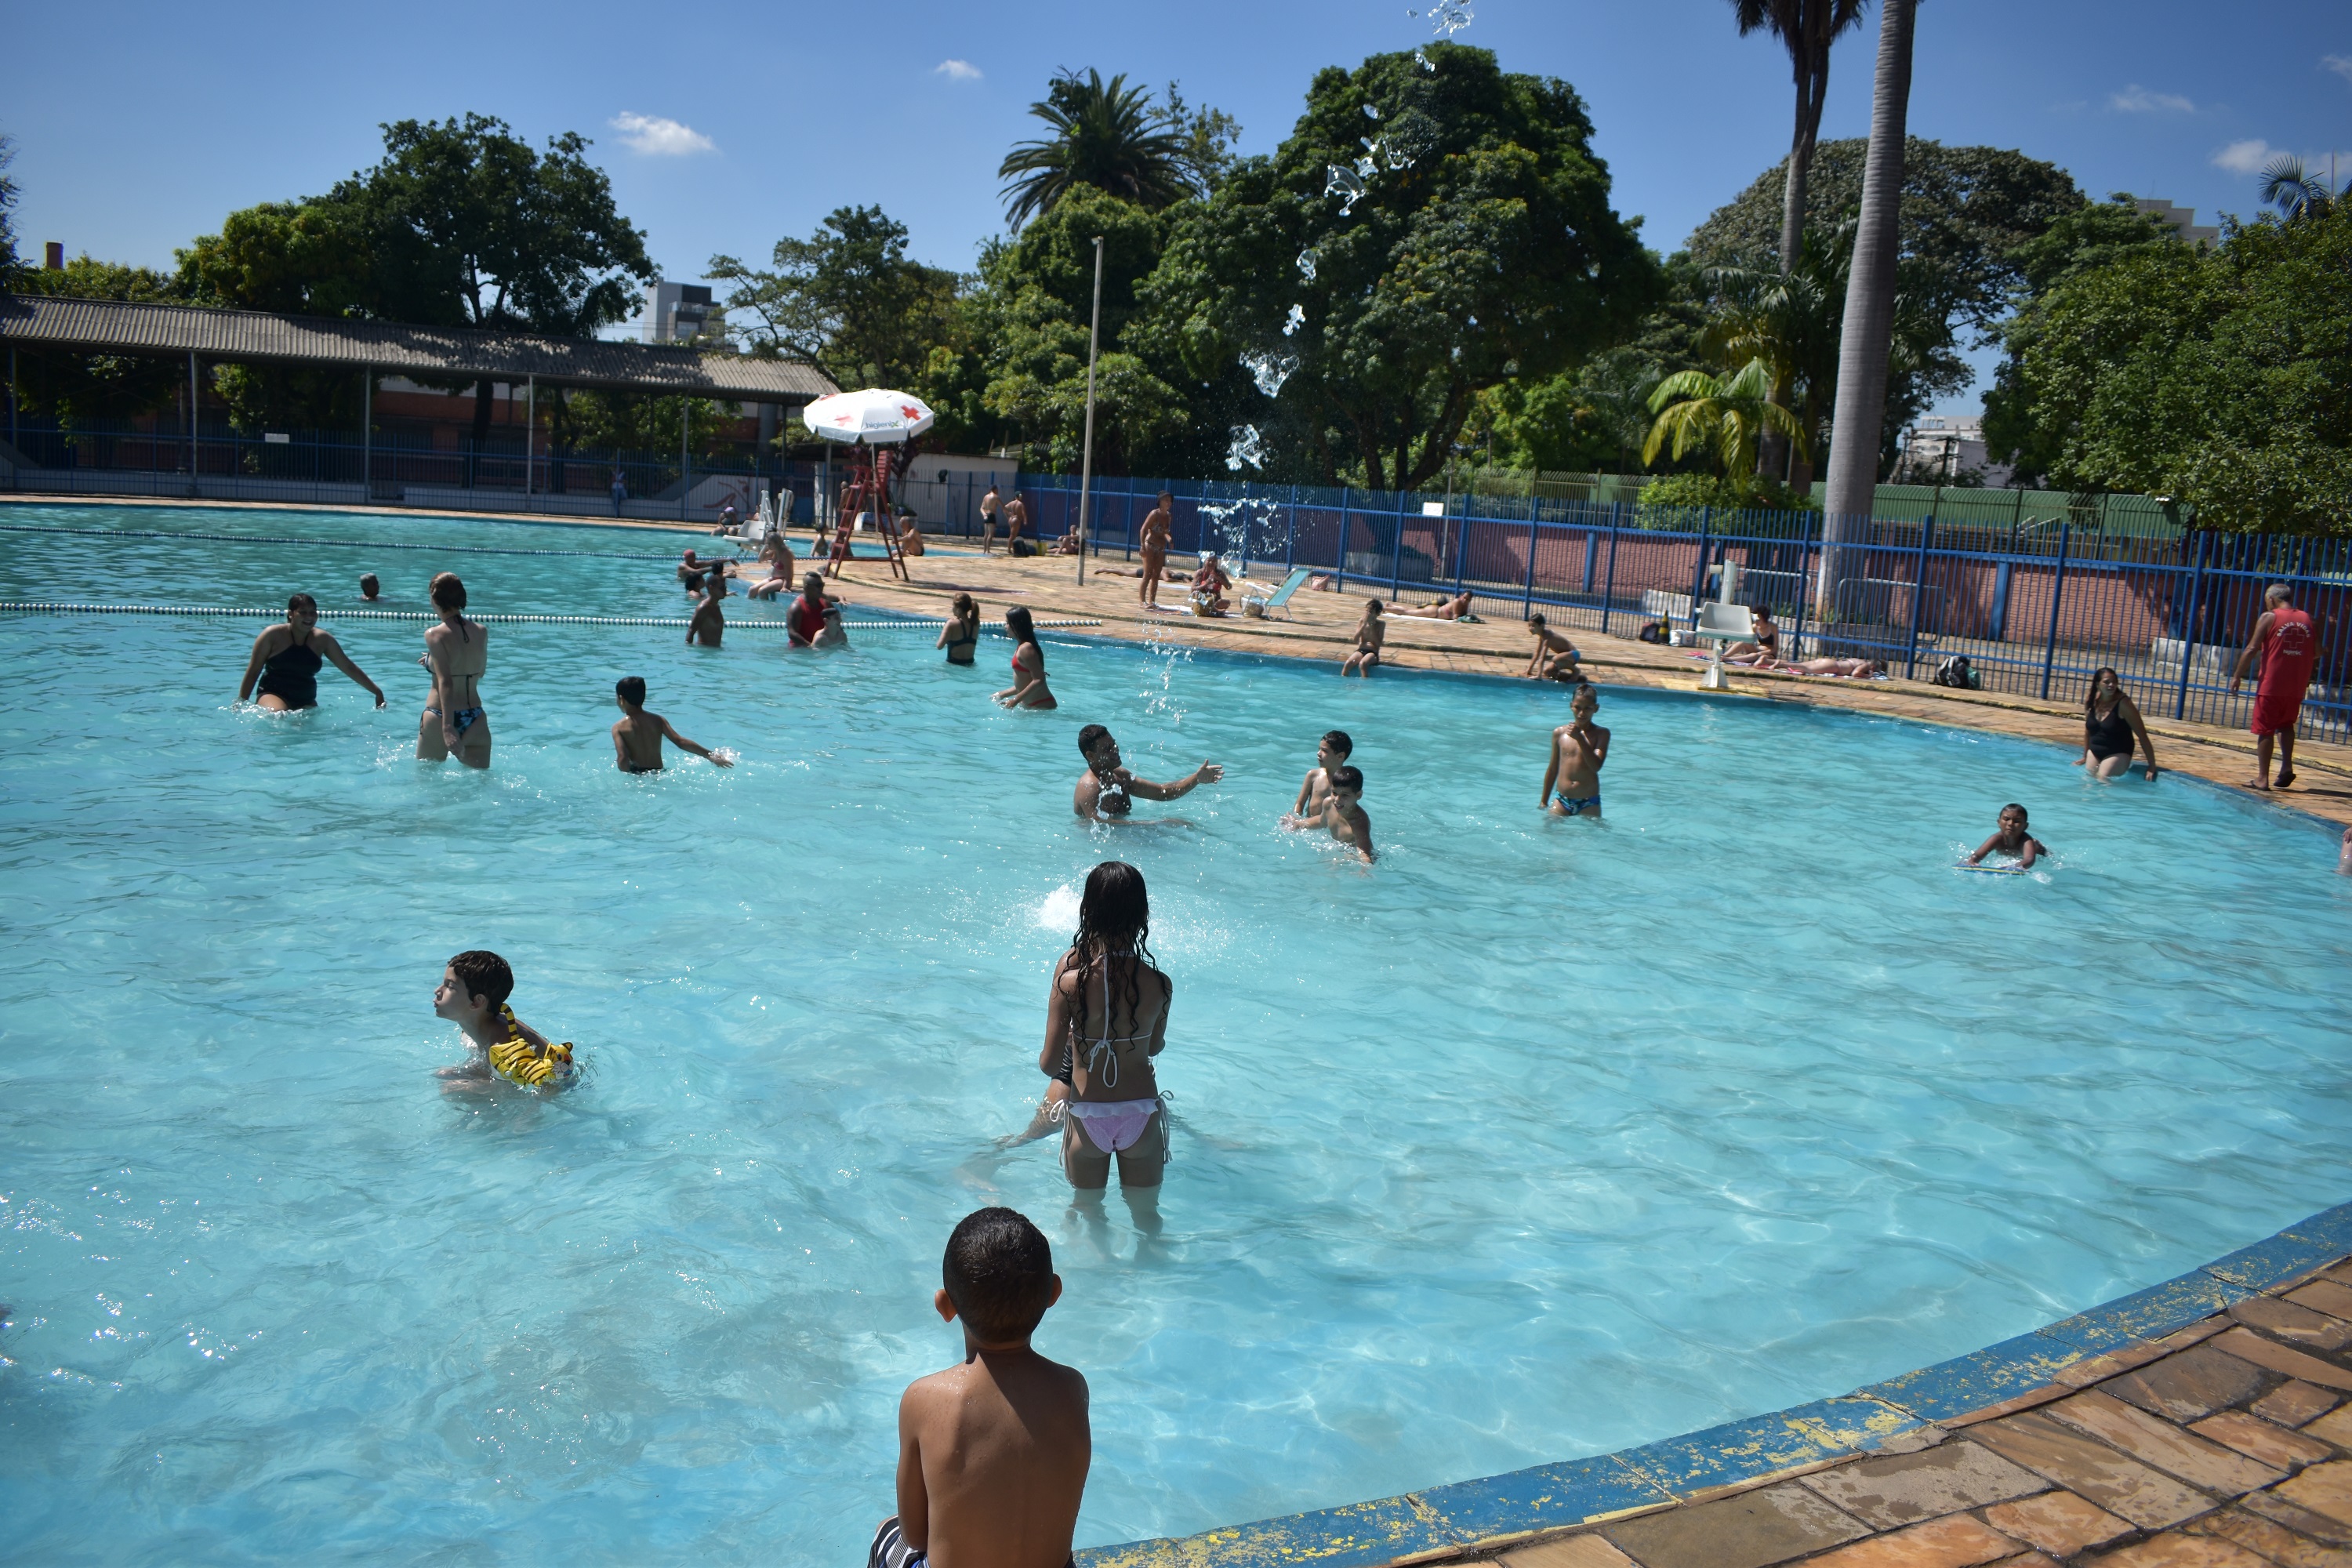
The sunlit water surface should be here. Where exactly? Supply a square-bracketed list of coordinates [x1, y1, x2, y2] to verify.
[2, 504, 2348, 1565]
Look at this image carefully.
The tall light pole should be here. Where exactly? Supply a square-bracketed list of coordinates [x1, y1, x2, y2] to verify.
[1075, 234, 1105, 586]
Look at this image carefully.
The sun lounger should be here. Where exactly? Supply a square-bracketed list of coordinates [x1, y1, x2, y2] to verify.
[1239, 567, 1313, 620]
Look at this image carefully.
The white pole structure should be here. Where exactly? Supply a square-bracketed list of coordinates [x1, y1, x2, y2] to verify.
[361, 365, 372, 503]
[187, 351, 200, 499]
[1075, 235, 1105, 586]
[524, 375, 535, 503]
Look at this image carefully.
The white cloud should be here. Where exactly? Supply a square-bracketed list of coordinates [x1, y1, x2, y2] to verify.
[2212, 138, 2274, 173]
[2110, 84, 2195, 114]
[2325, 54, 2352, 85]
[935, 59, 982, 81]
[608, 113, 716, 156]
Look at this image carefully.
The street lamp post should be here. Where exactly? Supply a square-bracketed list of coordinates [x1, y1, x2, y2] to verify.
[1075, 235, 1105, 586]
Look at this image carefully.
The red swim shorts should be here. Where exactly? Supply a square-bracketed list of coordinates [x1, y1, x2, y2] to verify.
[2249, 688, 2306, 736]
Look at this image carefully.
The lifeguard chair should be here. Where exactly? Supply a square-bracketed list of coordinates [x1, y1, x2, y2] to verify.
[802, 387, 936, 583]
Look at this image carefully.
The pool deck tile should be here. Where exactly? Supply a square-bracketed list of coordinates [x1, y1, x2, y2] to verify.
[1595, 1480, 1871, 1568]
[2251, 1381, 2342, 1428]
[1794, 1440, 2049, 1530]
[2100, 1345, 2271, 1424]
[2225, 1297, 2352, 1352]
[1981, 1490, 2136, 1557]
[2212, 1328, 2352, 1392]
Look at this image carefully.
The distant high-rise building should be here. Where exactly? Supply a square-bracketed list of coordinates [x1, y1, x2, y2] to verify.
[641, 280, 716, 343]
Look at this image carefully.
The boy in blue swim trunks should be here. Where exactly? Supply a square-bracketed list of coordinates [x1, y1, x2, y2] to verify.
[869, 1208, 1088, 1568]
[1544, 684, 1609, 818]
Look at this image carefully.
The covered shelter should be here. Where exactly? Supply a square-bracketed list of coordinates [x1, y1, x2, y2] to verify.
[0, 292, 835, 516]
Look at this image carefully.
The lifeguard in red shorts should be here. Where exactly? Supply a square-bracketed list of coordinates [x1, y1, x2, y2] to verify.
[2230, 583, 2317, 791]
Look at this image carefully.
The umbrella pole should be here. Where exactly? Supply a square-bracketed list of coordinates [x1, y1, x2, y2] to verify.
[1075, 235, 1104, 586]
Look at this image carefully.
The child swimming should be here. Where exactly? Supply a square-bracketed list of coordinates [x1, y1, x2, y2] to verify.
[430, 949, 575, 1091]
[1965, 804, 2049, 869]
[1287, 764, 1374, 862]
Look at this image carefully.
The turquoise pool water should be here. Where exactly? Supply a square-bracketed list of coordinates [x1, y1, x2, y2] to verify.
[2, 503, 2348, 1565]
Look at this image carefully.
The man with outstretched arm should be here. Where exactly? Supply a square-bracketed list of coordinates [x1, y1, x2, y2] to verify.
[1073, 724, 1222, 821]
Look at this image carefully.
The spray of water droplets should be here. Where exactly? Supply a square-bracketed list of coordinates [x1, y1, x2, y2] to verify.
[1241, 350, 1301, 397]
[1363, 103, 1381, 120]
[1283, 303, 1306, 336]
[1414, 47, 1435, 71]
[1296, 249, 1318, 281]
[1198, 495, 1282, 574]
[1323, 162, 1367, 216]
[1225, 426, 1267, 472]
[1424, 0, 1472, 36]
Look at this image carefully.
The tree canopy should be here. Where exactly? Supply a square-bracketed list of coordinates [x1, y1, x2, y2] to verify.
[997, 71, 1225, 227]
[1987, 201, 2352, 532]
[1130, 43, 1659, 489]
[711, 205, 963, 395]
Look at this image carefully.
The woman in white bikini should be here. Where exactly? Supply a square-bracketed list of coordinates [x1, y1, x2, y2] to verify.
[1037, 861, 1171, 1206]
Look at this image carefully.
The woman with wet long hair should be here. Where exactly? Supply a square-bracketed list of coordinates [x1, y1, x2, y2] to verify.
[993, 606, 1057, 709]
[1036, 861, 1171, 1209]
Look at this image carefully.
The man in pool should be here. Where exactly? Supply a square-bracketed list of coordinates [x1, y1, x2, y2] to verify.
[1290, 730, 1352, 819]
[1542, 684, 1610, 818]
[359, 573, 381, 602]
[431, 949, 575, 1092]
[1073, 724, 1223, 821]
[418, 573, 492, 768]
[790, 573, 847, 649]
[869, 1207, 1088, 1568]
[688, 571, 726, 648]
[612, 677, 734, 773]
[1287, 764, 1374, 862]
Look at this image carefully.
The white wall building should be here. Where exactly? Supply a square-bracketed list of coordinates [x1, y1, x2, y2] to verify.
[641, 280, 716, 343]
[1900, 415, 2013, 490]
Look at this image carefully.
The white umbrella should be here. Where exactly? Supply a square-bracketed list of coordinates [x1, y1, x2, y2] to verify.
[802, 387, 936, 445]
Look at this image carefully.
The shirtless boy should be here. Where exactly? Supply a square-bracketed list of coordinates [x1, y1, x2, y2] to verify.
[869, 1207, 1088, 1568]
[1287, 764, 1374, 862]
[1290, 730, 1352, 818]
[1073, 724, 1223, 821]
[978, 485, 1002, 553]
[418, 572, 492, 768]
[612, 677, 733, 773]
[1521, 614, 1583, 682]
[1542, 684, 1610, 817]
[1138, 492, 1173, 607]
[1966, 803, 2049, 869]
[688, 572, 727, 647]
[359, 574, 381, 602]
[430, 949, 575, 1093]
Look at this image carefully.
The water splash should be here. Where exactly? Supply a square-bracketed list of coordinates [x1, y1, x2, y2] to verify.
[1296, 249, 1318, 281]
[1198, 493, 1283, 574]
[1324, 162, 1366, 216]
[1354, 155, 1378, 180]
[1035, 884, 1082, 932]
[1241, 350, 1301, 397]
[1226, 426, 1267, 471]
[1283, 303, 1306, 336]
[1426, 0, 1472, 35]
[1363, 103, 1381, 119]
[1415, 47, 1435, 71]
[1381, 122, 1436, 170]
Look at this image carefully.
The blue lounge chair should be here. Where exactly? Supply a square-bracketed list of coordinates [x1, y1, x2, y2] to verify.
[1241, 567, 1314, 620]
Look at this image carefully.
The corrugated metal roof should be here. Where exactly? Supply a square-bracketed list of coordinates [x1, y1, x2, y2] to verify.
[0, 293, 835, 400]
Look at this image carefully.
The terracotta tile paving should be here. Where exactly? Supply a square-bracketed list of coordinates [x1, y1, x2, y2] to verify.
[1443, 1256, 2352, 1568]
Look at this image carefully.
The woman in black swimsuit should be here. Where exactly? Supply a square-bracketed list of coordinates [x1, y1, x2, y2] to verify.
[2076, 666, 2158, 781]
[936, 593, 979, 666]
[237, 592, 385, 712]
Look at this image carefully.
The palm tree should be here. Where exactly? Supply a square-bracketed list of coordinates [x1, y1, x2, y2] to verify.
[997, 71, 1196, 228]
[1820, 0, 1917, 606]
[2259, 154, 2335, 222]
[1730, 0, 1867, 481]
[1643, 358, 1809, 485]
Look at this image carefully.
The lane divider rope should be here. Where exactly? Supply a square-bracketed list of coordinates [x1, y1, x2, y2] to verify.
[0, 601, 1102, 631]
[0, 521, 731, 561]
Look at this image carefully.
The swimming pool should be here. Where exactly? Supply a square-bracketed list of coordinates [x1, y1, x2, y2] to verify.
[2, 503, 2347, 1564]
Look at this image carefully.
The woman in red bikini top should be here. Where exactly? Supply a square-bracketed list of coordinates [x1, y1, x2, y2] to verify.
[993, 606, 1057, 708]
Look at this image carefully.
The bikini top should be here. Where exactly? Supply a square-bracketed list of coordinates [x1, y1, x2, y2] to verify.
[1075, 955, 1155, 1090]
[488, 1004, 574, 1087]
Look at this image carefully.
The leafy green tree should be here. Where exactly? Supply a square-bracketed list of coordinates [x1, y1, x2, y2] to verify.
[0, 134, 20, 285]
[710, 205, 964, 398]
[1478, 347, 1661, 474]
[2258, 155, 2336, 223]
[999, 71, 1200, 227]
[1644, 357, 1808, 484]
[1131, 44, 1659, 490]
[176, 199, 385, 430]
[1992, 201, 2352, 532]
[11, 256, 191, 426]
[1980, 197, 2184, 483]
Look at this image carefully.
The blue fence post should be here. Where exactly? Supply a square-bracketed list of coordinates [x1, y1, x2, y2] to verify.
[1600, 506, 1620, 637]
[1904, 517, 1934, 679]
[1390, 488, 1408, 598]
[1522, 506, 1540, 620]
[2173, 528, 2209, 720]
[1336, 487, 1350, 593]
[1452, 495, 1473, 593]
[2039, 523, 2071, 700]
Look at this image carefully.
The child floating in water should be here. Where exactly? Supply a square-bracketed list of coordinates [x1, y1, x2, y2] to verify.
[432, 949, 575, 1091]
[1966, 803, 2049, 869]
[612, 677, 733, 773]
[869, 1207, 1089, 1568]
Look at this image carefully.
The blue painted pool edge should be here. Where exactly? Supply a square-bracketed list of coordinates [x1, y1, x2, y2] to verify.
[1076, 1200, 2352, 1568]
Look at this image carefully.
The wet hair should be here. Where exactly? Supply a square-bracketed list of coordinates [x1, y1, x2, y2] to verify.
[286, 591, 318, 615]
[1321, 729, 1353, 758]
[446, 949, 513, 1010]
[2001, 803, 2030, 825]
[1069, 861, 1158, 1043]
[942, 1207, 1054, 1341]
[358, 574, 379, 597]
[1331, 764, 1364, 795]
[1004, 605, 1037, 645]
[430, 572, 466, 612]
[616, 676, 647, 706]
[2085, 666, 2121, 717]
[1077, 723, 1113, 760]
[952, 593, 977, 622]
[1574, 682, 1598, 703]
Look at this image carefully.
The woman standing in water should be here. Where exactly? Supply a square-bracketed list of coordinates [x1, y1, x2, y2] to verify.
[937, 593, 980, 666]
[418, 572, 492, 768]
[1039, 862, 1171, 1218]
[993, 606, 1056, 708]
[238, 592, 386, 711]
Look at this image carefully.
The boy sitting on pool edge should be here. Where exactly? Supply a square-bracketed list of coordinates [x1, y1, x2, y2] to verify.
[432, 949, 575, 1092]
[871, 1207, 1089, 1568]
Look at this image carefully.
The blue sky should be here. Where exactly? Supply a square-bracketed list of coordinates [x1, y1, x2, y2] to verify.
[7, 0, 2348, 414]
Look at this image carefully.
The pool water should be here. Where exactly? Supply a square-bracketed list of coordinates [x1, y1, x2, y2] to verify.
[2, 504, 2348, 1565]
